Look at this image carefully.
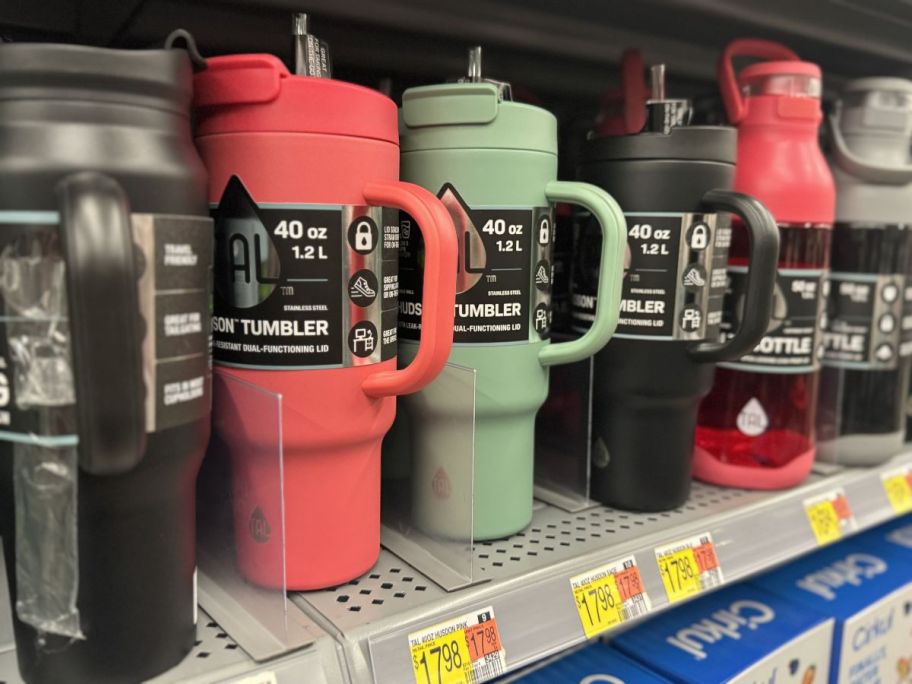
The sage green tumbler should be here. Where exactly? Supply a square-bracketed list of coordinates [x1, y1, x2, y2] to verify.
[397, 52, 627, 540]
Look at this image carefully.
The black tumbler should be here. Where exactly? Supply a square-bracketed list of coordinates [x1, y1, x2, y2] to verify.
[0, 44, 212, 683]
[573, 126, 779, 511]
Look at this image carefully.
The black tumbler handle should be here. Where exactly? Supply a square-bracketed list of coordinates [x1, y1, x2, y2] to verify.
[688, 189, 780, 363]
[57, 172, 146, 475]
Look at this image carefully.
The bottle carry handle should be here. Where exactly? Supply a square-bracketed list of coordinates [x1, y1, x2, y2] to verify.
[539, 181, 627, 367]
[688, 190, 780, 363]
[828, 110, 912, 184]
[719, 39, 801, 124]
[360, 181, 457, 398]
[57, 172, 146, 475]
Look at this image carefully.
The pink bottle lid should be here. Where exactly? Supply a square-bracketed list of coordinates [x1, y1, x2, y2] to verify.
[193, 54, 398, 143]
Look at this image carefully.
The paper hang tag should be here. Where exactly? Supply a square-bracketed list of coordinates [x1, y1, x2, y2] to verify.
[297, 33, 332, 79]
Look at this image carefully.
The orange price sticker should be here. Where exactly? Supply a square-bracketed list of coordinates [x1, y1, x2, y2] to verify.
[464, 619, 502, 663]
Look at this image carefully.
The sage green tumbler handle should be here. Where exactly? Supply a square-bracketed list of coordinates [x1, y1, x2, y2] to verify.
[539, 181, 627, 367]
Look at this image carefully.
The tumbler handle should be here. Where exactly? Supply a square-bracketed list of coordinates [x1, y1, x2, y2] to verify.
[539, 181, 627, 367]
[360, 181, 457, 398]
[719, 39, 801, 124]
[57, 172, 146, 475]
[688, 190, 780, 363]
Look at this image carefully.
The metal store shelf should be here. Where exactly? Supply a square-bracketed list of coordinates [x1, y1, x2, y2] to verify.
[292, 451, 912, 683]
[0, 608, 346, 684]
[2, 451, 910, 683]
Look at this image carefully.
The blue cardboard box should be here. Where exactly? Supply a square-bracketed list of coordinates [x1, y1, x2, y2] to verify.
[612, 584, 833, 683]
[507, 643, 670, 683]
[755, 533, 912, 684]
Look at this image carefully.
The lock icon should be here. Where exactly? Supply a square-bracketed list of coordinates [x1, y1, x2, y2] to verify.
[689, 222, 709, 250]
[538, 217, 550, 244]
[355, 220, 373, 252]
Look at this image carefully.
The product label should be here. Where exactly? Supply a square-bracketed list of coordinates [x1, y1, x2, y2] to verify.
[399, 184, 553, 345]
[408, 605, 506, 684]
[573, 212, 730, 340]
[822, 273, 906, 369]
[803, 489, 856, 546]
[0, 210, 212, 444]
[720, 268, 827, 373]
[655, 533, 724, 604]
[211, 176, 398, 368]
[570, 556, 651, 638]
[881, 464, 912, 514]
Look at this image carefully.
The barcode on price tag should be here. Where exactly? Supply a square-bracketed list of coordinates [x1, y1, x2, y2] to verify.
[407, 606, 506, 684]
[882, 465, 912, 515]
[569, 555, 652, 638]
[804, 489, 856, 546]
[655, 533, 723, 604]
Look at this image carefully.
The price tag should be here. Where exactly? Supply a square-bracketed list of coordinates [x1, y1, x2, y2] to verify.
[408, 606, 506, 684]
[804, 489, 856, 546]
[569, 556, 652, 638]
[882, 466, 912, 515]
[655, 533, 723, 604]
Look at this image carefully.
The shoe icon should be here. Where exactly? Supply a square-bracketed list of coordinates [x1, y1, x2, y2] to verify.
[350, 275, 376, 299]
[683, 267, 706, 288]
[535, 265, 550, 285]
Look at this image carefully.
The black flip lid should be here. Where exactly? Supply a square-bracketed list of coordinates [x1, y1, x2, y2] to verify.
[0, 43, 192, 114]
[582, 125, 737, 165]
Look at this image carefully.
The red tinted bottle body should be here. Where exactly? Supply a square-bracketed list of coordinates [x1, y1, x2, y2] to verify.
[694, 41, 835, 488]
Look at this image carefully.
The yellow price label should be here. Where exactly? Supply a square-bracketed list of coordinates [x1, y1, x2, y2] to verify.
[408, 607, 505, 684]
[572, 572, 624, 637]
[411, 631, 473, 684]
[656, 547, 701, 603]
[569, 557, 652, 638]
[804, 490, 854, 546]
[883, 469, 912, 514]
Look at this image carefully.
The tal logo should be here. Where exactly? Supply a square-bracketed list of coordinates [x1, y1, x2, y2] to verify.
[438, 184, 486, 295]
[431, 467, 452, 499]
[249, 505, 271, 544]
[736, 398, 769, 437]
[212, 175, 281, 307]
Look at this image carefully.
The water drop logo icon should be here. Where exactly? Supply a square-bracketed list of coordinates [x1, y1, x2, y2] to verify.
[737, 398, 769, 436]
[438, 184, 486, 294]
[249, 505, 271, 544]
[213, 176, 280, 308]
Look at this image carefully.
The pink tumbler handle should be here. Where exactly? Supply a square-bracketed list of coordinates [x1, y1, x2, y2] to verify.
[718, 39, 801, 124]
[360, 181, 457, 398]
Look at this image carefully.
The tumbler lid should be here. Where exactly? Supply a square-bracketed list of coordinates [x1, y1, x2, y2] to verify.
[0, 43, 192, 114]
[400, 46, 557, 154]
[193, 53, 398, 143]
[582, 125, 736, 165]
[837, 77, 912, 137]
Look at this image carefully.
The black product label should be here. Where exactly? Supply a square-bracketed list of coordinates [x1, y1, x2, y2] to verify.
[821, 273, 905, 369]
[571, 212, 730, 340]
[719, 268, 827, 373]
[399, 184, 553, 344]
[0, 210, 212, 445]
[134, 214, 212, 431]
[211, 176, 398, 368]
[903, 274, 912, 357]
